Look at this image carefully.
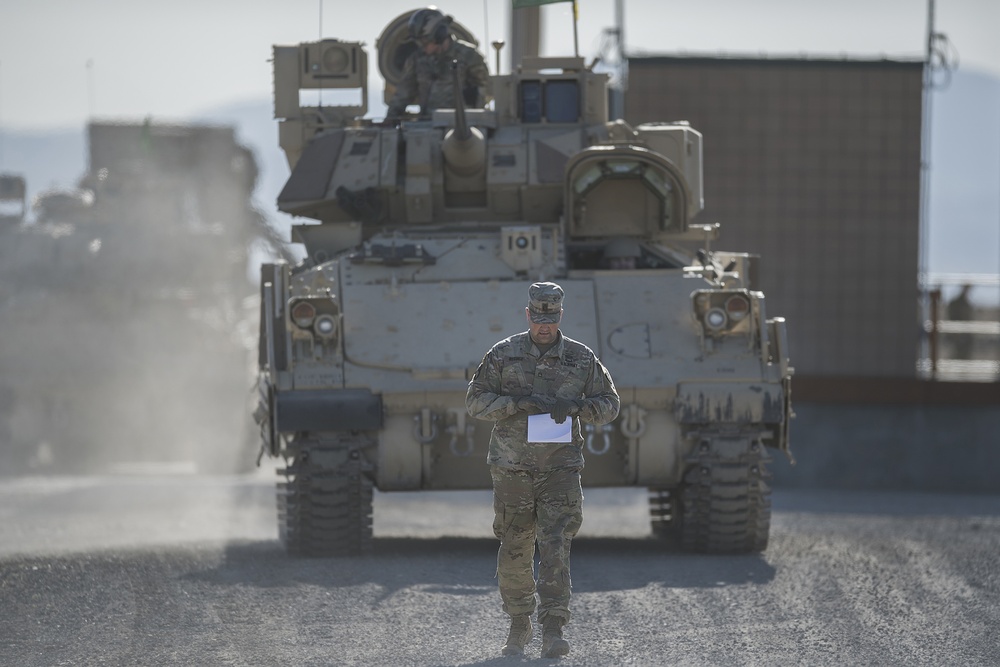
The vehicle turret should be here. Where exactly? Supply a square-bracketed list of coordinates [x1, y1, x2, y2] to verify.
[270, 18, 706, 247]
[440, 60, 487, 180]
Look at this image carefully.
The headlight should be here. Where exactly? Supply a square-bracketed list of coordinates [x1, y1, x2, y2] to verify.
[314, 314, 337, 339]
[692, 288, 755, 339]
[705, 308, 727, 331]
[290, 300, 316, 329]
[725, 295, 750, 322]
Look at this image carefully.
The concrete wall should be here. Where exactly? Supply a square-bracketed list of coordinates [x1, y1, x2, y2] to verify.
[771, 401, 1000, 494]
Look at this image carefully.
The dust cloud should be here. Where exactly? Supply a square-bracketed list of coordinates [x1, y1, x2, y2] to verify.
[0, 121, 280, 477]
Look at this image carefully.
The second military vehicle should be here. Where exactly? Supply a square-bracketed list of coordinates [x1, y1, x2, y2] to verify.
[0, 121, 266, 475]
[255, 10, 793, 556]
[0, 174, 27, 224]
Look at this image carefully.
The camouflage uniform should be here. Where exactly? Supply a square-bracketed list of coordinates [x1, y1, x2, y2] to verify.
[386, 36, 490, 120]
[466, 283, 620, 626]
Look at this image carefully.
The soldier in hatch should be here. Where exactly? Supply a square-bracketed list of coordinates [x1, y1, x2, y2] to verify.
[466, 282, 620, 658]
[385, 6, 491, 122]
[601, 237, 643, 270]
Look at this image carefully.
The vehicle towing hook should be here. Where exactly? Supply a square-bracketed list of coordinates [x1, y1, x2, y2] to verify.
[412, 408, 438, 444]
[447, 408, 475, 456]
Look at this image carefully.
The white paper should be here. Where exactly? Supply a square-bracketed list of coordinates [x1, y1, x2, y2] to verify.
[527, 413, 573, 443]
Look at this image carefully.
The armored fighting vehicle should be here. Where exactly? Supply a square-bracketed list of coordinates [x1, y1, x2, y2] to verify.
[0, 122, 266, 474]
[0, 174, 27, 224]
[256, 10, 793, 556]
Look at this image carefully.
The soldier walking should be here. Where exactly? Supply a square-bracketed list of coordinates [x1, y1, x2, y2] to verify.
[467, 282, 620, 658]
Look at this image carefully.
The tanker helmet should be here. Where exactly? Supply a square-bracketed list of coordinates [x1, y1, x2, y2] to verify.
[408, 7, 452, 45]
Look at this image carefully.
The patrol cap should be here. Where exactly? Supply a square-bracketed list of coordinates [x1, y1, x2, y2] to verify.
[527, 282, 564, 323]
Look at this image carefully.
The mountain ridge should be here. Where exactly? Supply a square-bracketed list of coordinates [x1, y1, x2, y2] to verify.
[2, 68, 997, 280]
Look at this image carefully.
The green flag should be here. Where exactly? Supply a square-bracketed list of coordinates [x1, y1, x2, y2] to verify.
[512, 0, 572, 7]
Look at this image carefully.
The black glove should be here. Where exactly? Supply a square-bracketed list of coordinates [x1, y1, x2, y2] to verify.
[516, 395, 554, 415]
[550, 398, 583, 424]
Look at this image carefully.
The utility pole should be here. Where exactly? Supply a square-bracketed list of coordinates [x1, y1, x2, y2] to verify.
[918, 0, 936, 373]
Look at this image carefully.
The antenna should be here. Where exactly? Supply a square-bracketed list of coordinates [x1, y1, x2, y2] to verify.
[86, 59, 95, 119]
[492, 41, 506, 76]
[0, 59, 4, 169]
[483, 0, 490, 67]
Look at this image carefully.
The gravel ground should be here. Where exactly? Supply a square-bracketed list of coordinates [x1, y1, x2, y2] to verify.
[1, 473, 998, 666]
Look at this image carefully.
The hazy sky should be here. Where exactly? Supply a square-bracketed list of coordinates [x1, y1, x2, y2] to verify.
[0, 0, 997, 130]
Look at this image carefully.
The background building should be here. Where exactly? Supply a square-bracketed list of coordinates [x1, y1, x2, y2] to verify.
[625, 56, 924, 378]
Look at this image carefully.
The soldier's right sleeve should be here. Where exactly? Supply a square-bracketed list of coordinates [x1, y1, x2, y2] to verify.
[466, 346, 519, 421]
[386, 54, 419, 120]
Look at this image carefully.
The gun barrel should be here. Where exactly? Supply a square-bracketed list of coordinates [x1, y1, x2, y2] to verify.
[450, 60, 471, 142]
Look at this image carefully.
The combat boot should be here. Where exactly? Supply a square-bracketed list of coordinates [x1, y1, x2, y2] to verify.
[501, 615, 533, 656]
[541, 617, 570, 658]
